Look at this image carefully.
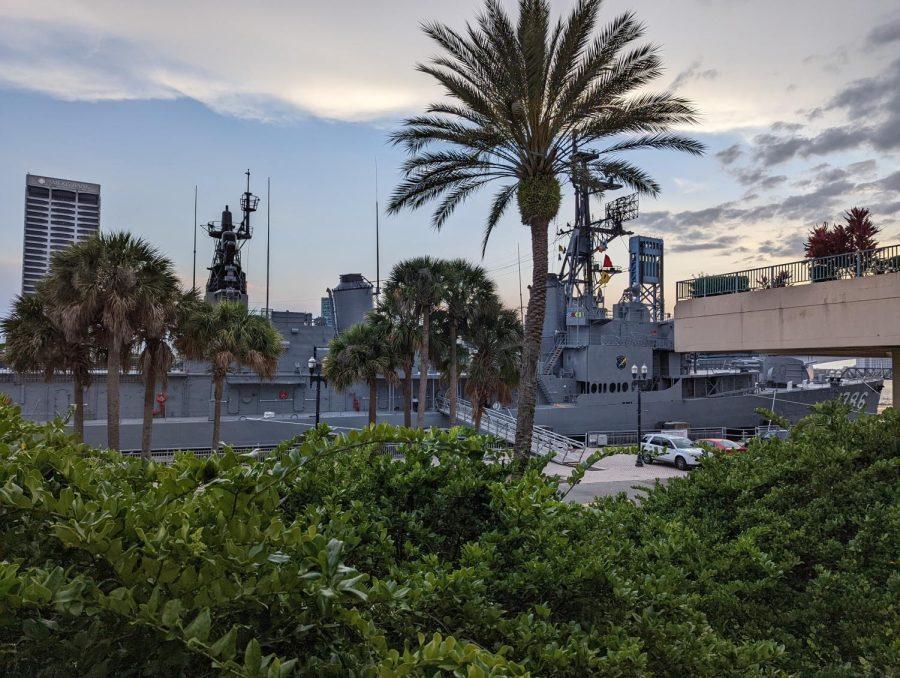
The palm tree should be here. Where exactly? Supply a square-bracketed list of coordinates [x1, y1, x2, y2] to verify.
[137, 288, 193, 460]
[439, 259, 495, 424]
[388, 0, 702, 456]
[41, 232, 177, 451]
[465, 304, 523, 430]
[323, 322, 397, 425]
[176, 301, 282, 451]
[369, 299, 418, 426]
[383, 257, 444, 428]
[1, 293, 93, 442]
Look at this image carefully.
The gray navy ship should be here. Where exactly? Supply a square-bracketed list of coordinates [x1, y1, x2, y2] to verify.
[0, 170, 882, 451]
[522, 153, 882, 437]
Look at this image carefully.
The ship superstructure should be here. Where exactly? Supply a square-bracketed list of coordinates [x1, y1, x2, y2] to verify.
[205, 170, 257, 305]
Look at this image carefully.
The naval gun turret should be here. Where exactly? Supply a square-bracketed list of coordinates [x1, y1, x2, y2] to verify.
[205, 170, 259, 306]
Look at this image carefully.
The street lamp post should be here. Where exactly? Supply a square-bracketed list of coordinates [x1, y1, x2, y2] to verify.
[308, 353, 324, 426]
[632, 363, 649, 467]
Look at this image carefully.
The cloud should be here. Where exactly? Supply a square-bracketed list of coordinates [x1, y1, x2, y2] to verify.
[749, 58, 900, 166]
[868, 16, 900, 45]
[715, 143, 742, 165]
[670, 59, 719, 90]
[0, 7, 430, 123]
[846, 159, 878, 178]
[756, 234, 806, 258]
[642, 162, 900, 248]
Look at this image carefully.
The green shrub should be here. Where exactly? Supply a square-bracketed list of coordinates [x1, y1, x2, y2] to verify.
[0, 401, 896, 675]
[689, 274, 750, 297]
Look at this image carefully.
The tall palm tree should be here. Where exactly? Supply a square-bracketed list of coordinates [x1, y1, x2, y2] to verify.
[369, 299, 418, 427]
[1, 293, 93, 442]
[175, 300, 282, 451]
[465, 304, 523, 430]
[383, 256, 444, 428]
[323, 322, 397, 425]
[439, 259, 495, 424]
[41, 232, 177, 450]
[387, 0, 702, 456]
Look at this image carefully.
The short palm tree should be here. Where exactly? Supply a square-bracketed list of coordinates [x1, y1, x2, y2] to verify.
[369, 299, 418, 427]
[383, 257, 444, 428]
[388, 0, 702, 456]
[323, 322, 397, 425]
[439, 259, 495, 424]
[41, 232, 178, 451]
[1, 293, 93, 442]
[137, 288, 192, 460]
[465, 304, 523, 430]
[176, 301, 282, 451]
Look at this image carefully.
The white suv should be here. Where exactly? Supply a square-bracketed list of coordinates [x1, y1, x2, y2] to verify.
[640, 434, 707, 470]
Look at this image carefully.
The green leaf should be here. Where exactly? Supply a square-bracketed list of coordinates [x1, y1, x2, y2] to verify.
[160, 599, 183, 627]
[210, 626, 238, 661]
[244, 638, 262, 675]
[183, 608, 211, 643]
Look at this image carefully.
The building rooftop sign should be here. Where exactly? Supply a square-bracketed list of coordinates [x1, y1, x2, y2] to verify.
[27, 174, 100, 194]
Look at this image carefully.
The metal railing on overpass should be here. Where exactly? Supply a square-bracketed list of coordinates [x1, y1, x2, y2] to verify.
[676, 244, 900, 300]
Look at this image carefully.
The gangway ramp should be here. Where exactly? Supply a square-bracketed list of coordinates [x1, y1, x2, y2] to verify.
[435, 395, 585, 464]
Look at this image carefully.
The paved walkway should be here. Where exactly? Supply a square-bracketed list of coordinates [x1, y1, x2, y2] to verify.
[545, 453, 688, 504]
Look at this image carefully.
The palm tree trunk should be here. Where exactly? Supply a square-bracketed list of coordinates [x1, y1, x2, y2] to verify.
[403, 359, 413, 427]
[417, 311, 430, 428]
[514, 220, 549, 459]
[472, 394, 483, 431]
[106, 340, 121, 451]
[73, 373, 84, 444]
[212, 376, 224, 452]
[141, 367, 156, 461]
[448, 318, 458, 425]
[368, 381, 377, 425]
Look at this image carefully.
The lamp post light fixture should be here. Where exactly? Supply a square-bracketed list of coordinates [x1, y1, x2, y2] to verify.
[308, 352, 325, 426]
[632, 363, 649, 467]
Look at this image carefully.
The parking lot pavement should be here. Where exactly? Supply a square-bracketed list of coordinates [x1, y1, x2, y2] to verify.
[545, 453, 689, 504]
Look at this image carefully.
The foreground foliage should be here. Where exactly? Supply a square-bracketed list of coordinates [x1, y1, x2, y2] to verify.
[0, 401, 897, 675]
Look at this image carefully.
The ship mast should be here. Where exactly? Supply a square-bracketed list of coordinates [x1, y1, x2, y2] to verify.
[204, 170, 259, 306]
[557, 137, 637, 310]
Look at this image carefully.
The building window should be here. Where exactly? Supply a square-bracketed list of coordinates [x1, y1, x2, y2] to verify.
[51, 189, 76, 202]
[27, 186, 50, 198]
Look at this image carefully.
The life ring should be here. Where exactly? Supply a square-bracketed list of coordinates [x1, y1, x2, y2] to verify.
[155, 392, 168, 404]
[278, 390, 289, 400]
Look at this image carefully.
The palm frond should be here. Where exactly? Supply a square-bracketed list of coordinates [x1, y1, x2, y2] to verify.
[482, 184, 518, 255]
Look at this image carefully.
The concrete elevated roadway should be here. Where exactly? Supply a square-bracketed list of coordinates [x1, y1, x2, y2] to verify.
[674, 270, 900, 367]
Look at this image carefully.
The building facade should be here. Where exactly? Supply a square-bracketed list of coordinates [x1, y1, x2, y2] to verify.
[22, 174, 101, 295]
[320, 296, 335, 327]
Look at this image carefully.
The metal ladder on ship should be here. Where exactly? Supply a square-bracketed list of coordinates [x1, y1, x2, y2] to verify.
[435, 395, 585, 464]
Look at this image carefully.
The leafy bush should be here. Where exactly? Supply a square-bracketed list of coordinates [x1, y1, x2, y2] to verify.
[0, 401, 897, 675]
[689, 274, 750, 297]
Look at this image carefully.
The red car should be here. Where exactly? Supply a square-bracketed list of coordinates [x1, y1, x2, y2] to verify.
[697, 438, 747, 453]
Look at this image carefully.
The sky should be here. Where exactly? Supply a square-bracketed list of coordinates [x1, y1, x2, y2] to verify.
[0, 0, 898, 316]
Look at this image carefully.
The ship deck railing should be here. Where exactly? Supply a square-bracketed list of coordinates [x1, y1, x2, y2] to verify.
[676, 243, 900, 300]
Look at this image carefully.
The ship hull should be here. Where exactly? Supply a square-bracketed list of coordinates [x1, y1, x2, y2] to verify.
[528, 379, 882, 437]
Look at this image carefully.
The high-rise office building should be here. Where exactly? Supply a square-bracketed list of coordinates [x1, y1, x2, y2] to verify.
[22, 174, 101, 295]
